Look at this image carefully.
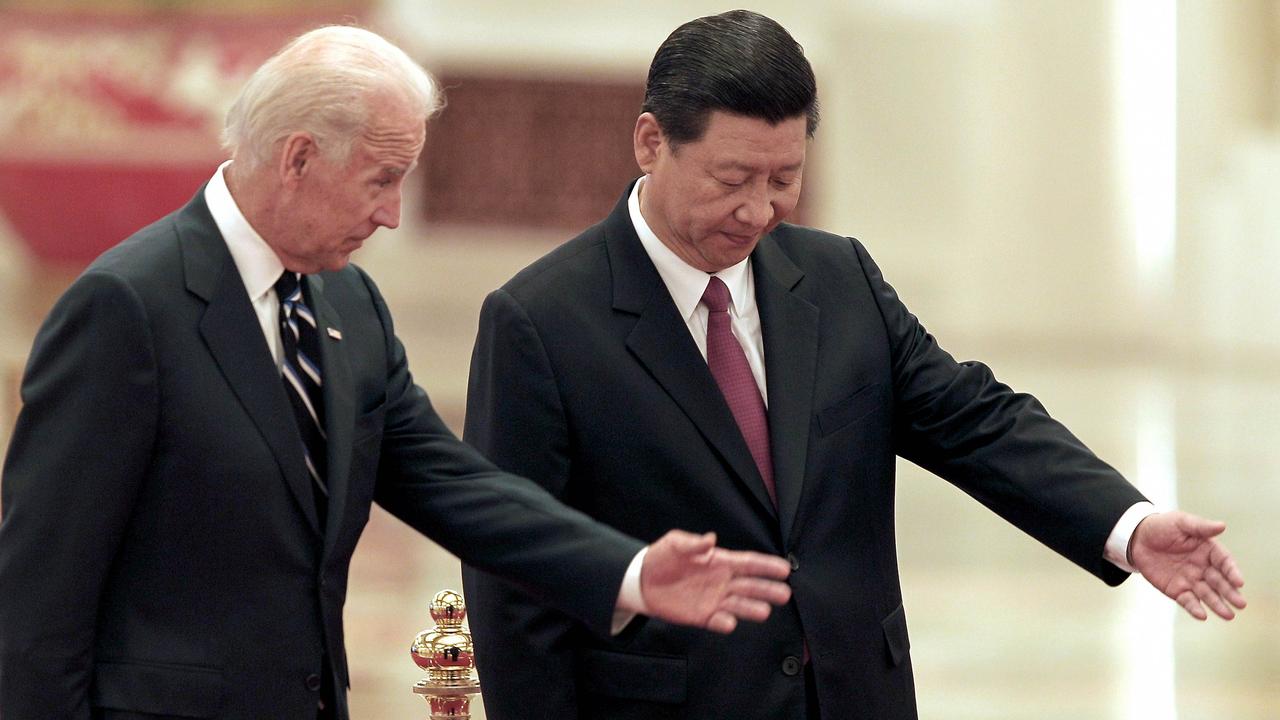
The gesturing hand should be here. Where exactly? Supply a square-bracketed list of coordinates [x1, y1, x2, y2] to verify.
[1130, 511, 1246, 621]
[640, 530, 792, 634]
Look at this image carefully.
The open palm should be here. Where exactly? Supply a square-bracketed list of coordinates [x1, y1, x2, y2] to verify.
[1131, 511, 1246, 620]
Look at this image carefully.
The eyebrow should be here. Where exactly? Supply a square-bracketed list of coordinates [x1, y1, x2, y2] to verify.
[379, 160, 419, 178]
[717, 161, 804, 173]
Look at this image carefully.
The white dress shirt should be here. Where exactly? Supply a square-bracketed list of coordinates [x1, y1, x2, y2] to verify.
[629, 178, 769, 405]
[204, 161, 288, 369]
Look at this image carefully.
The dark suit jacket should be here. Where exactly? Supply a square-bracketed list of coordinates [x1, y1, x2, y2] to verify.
[462, 183, 1148, 720]
[0, 190, 643, 720]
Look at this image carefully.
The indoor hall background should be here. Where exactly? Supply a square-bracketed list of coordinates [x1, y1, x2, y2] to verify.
[0, 1, 1276, 717]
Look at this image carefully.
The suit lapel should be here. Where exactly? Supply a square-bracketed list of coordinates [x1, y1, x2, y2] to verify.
[180, 192, 321, 536]
[752, 233, 819, 544]
[606, 191, 778, 518]
[305, 274, 354, 556]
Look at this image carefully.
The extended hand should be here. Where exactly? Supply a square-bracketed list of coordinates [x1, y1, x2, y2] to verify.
[1130, 511, 1246, 620]
[640, 530, 792, 633]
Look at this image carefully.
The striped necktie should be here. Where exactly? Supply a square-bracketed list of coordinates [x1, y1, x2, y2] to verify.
[275, 272, 328, 524]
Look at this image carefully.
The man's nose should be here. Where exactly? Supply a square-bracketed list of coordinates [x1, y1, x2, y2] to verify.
[371, 193, 402, 229]
[734, 186, 772, 229]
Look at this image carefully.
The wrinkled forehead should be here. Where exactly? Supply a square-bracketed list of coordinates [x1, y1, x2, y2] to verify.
[357, 102, 427, 168]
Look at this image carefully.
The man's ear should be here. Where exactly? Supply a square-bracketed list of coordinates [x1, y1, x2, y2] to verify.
[278, 132, 318, 189]
[634, 112, 665, 174]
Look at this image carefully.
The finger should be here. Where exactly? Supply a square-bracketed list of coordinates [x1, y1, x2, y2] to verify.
[726, 577, 793, 605]
[713, 549, 792, 579]
[1176, 512, 1226, 539]
[655, 527, 716, 561]
[1204, 566, 1248, 610]
[1176, 590, 1207, 621]
[1209, 545, 1246, 588]
[1203, 565, 1230, 595]
[705, 611, 738, 634]
[718, 595, 774, 623]
[1193, 580, 1236, 621]
[661, 529, 716, 556]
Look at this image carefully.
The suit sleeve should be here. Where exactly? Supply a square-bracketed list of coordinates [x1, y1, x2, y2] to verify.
[852, 238, 1148, 585]
[360, 273, 641, 645]
[459, 288, 582, 720]
[0, 271, 158, 718]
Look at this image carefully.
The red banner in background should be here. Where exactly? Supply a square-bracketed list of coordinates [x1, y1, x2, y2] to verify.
[0, 4, 368, 266]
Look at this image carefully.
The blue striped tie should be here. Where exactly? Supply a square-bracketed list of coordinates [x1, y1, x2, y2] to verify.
[275, 272, 328, 524]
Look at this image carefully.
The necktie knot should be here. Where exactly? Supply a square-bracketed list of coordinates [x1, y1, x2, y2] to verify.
[701, 275, 731, 314]
[275, 271, 301, 305]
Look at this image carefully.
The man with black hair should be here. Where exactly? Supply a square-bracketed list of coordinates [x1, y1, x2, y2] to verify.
[462, 10, 1245, 720]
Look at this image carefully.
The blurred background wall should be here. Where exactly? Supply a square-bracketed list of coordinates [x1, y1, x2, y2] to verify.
[1, 1, 1276, 718]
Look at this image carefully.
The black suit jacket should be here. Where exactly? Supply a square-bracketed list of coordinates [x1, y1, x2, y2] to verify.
[462, 184, 1148, 720]
[0, 190, 643, 719]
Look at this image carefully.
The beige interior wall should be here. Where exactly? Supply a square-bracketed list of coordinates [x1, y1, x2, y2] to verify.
[1177, 0, 1280, 360]
[372, 0, 1280, 362]
[812, 1, 1131, 349]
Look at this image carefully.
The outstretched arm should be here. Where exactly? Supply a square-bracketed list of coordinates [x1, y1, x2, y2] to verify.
[1129, 511, 1246, 620]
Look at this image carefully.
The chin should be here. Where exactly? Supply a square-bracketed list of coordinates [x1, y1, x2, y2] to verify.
[715, 242, 758, 266]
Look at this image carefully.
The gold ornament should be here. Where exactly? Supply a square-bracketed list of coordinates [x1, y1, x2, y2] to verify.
[410, 589, 482, 718]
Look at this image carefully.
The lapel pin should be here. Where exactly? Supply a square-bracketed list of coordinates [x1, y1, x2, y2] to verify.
[327, 327, 342, 340]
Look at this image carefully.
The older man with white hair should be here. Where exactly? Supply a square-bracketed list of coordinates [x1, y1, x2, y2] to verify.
[0, 26, 794, 720]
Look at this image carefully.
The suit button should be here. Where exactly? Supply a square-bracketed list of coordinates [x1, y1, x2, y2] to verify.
[305, 673, 323, 692]
[781, 655, 802, 676]
[787, 553, 800, 571]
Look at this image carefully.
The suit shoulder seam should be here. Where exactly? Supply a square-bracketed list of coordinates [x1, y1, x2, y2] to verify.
[503, 236, 606, 295]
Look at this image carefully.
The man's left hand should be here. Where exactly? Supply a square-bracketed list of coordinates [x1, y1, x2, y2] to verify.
[1130, 511, 1246, 620]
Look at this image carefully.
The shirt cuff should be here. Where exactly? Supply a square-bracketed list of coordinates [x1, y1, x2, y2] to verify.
[611, 546, 650, 635]
[1103, 501, 1159, 573]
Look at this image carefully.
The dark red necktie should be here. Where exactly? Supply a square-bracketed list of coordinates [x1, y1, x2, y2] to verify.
[701, 276, 775, 506]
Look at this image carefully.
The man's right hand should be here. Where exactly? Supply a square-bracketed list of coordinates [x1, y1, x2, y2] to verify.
[1130, 511, 1246, 621]
[640, 530, 792, 633]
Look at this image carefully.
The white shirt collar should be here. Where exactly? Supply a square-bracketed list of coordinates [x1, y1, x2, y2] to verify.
[204, 160, 285, 302]
[627, 176, 754, 321]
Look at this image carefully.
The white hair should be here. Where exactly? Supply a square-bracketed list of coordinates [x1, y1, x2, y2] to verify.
[222, 25, 442, 171]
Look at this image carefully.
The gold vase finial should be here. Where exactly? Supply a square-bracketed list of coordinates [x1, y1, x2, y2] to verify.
[410, 589, 481, 718]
